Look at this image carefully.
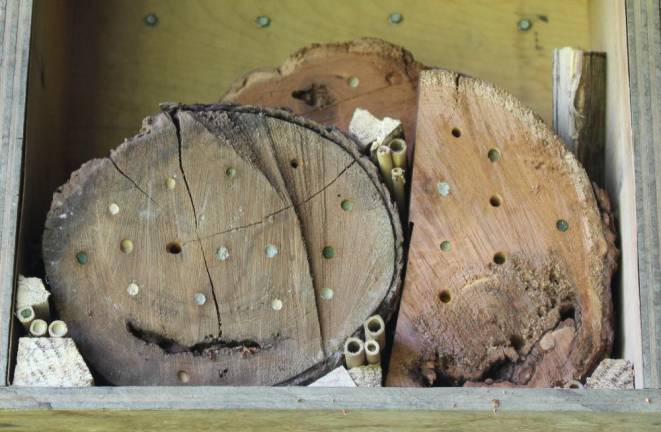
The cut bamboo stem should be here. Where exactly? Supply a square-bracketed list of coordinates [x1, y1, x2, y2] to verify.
[16, 306, 35, 331]
[377, 146, 394, 190]
[29, 319, 48, 337]
[388, 138, 407, 169]
[365, 339, 381, 365]
[364, 314, 386, 348]
[344, 337, 366, 369]
[48, 320, 68, 338]
[391, 168, 406, 211]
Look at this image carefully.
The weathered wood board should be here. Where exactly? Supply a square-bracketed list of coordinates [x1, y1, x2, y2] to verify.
[43, 105, 402, 385]
[386, 70, 616, 387]
[222, 38, 424, 155]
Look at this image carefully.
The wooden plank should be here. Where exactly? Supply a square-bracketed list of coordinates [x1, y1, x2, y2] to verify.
[589, 0, 642, 388]
[626, 0, 661, 389]
[0, 386, 658, 412]
[387, 69, 615, 387]
[0, 0, 32, 385]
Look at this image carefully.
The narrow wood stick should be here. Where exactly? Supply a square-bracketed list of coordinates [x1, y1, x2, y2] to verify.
[377, 146, 394, 189]
[388, 138, 407, 169]
[48, 320, 68, 338]
[364, 339, 381, 365]
[16, 306, 35, 331]
[29, 319, 48, 337]
[364, 314, 386, 348]
[344, 337, 366, 369]
[391, 168, 406, 211]
[552, 47, 606, 184]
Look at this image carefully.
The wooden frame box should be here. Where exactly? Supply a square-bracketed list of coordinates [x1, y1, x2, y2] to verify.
[1, 0, 660, 429]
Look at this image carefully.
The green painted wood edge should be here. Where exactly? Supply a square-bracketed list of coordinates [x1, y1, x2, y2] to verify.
[0, 387, 659, 412]
[626, 0, 661, 389]
[0, 0, 33, 386]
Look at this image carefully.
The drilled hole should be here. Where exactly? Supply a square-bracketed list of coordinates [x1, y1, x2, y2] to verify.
[451, 128, 461, 138]
[490, 195, 502, 207]
[290, 159, 300, 169]
[493, 252, 506, 265]
[488, 148, 501, 162]
[166, 241, 182, 255]
[510, 334, 524, 351]
[439, 290, 452, 303]
[347, 341, 361, 353]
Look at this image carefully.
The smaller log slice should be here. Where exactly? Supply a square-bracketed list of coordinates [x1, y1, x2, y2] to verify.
[43, 105, 403, 386]
[221, 38, 426, 155]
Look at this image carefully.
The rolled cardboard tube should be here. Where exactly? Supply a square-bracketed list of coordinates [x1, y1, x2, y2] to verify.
[364, 314, 386, 348]
[365, 339, 381, 365]
[344, 337, 366, 369]
[16, 306, 35, 331]
[377, 146, 394, 189]
[388, 138, 407, 169]
[391, 168, 406, 212]
[29, 319, 48, 337]
[48, 320, 68, 338]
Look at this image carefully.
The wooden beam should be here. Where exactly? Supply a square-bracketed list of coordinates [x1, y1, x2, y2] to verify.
[626, 0, 661, 389]
[0, 387, 659, 431]
[0, 0, 33, 385]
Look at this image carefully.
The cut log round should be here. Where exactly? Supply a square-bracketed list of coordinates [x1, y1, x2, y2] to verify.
[43, 105, 403, 386]
[221, 38, 425, 155]
[386, 70, 615, 387]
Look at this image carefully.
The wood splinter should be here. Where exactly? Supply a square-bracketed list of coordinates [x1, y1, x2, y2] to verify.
[348, 108, 404, 154]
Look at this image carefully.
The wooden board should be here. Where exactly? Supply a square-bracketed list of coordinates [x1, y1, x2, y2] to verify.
[222, 38, 424, 154]
[387, 70, 615, 387]
[0, 0, 32, 383]
[0, 387, 659, 432]
[42, 105, 402, 385]
[626, 0, 661, 389]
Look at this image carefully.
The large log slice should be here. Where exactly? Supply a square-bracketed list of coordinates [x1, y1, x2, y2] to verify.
[43, 105, 403, 385]
[386, 70, 616, 387]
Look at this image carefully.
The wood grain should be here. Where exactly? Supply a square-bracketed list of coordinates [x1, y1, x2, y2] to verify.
[626, 0, 661, 389]
[387, 70, 614, 387]
[0, 0, 33, 384]
[0, 387, 659, 431]
[42, 105, 402, 385]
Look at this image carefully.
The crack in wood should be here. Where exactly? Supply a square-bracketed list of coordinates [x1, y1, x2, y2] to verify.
[170, 113, 223, 336]
[108, 157, 159, 205]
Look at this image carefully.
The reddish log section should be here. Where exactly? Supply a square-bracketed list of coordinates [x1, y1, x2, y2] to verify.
[221, 38, 425, 155]
[386, 70, 616, 387]
[43, 105, 403, 386]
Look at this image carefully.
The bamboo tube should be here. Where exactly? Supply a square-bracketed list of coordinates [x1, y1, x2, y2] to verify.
[377, 146, 394, 188]
[48, 320, 68, 338]
[29, 319, 48, 337]
[365, 340, 381, 365]
[391, 168, 406, 211]
[16, 306, 35, 331]
[344, 337, 366, 369]
[388, 138, 407, 169]
[364, 314, 386, 348]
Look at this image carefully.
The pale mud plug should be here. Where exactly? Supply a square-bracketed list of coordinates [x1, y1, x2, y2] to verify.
[42, 105, 402, 386]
